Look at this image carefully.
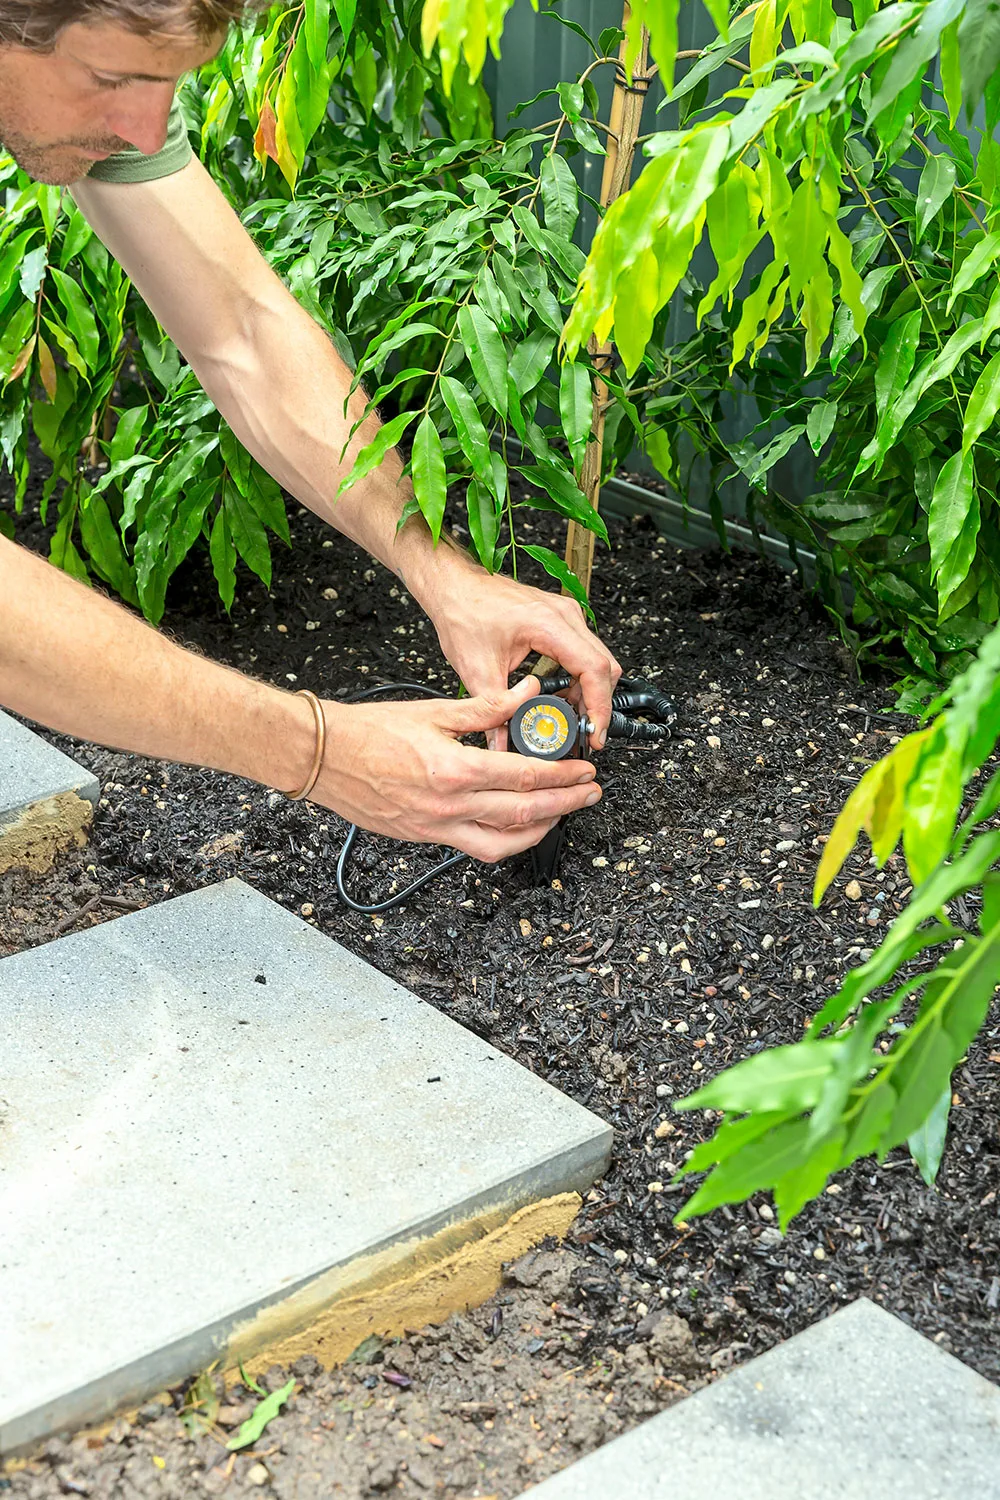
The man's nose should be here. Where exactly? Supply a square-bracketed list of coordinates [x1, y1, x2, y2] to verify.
[104, 82, 176, 156]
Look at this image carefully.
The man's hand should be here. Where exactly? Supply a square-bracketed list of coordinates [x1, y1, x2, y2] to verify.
[421, 560, 622, 750]
[315, 675, 601, 862]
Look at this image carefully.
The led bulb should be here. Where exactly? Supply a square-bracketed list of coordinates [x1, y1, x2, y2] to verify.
[517, 702, 569, 754]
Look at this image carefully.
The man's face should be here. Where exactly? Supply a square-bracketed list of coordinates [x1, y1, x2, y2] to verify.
[0, 21, 222, 184]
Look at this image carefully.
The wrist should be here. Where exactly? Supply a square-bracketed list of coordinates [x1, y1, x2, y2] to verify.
[396, 521, 483, 620]
[233, 681, 318, 795]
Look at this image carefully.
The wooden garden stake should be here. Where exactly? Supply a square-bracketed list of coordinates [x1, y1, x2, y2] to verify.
[564, 18, 652, 600]
[535, 13, 652, 680]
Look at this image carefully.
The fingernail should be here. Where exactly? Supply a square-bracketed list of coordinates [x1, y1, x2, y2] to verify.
[586, 788, 601, 805]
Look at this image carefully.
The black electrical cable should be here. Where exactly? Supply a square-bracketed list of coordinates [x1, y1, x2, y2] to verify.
[333, 681, 470, 914]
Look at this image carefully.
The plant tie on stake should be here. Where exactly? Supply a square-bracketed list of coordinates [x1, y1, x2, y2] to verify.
[333, 675, 676, 913]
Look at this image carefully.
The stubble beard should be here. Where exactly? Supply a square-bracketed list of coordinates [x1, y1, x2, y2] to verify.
[1, 125, 129, 182]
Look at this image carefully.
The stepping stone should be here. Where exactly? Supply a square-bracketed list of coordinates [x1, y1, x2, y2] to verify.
[523, 1298, 1000, 1498]
[0, 879, 611, 1455]
[0, 711, 99, 875]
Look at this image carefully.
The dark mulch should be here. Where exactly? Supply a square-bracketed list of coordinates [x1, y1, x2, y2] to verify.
[3, 482, 998, 1498]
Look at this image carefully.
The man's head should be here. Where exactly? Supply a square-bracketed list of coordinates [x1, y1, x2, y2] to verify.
[0, 1, 253, 184]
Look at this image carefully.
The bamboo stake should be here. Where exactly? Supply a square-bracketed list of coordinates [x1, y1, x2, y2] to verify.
[534, 11, 652, 678]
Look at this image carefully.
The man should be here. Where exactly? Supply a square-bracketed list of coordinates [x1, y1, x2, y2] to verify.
[0, 0, 621, 863]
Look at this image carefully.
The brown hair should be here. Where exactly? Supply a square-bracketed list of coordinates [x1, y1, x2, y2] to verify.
[0, 0, 263, 49]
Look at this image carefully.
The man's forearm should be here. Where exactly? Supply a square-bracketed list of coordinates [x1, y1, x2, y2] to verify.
[73, 162, 477, 619]
[193, 288, 476, 614]
[0, 534, 315, 791]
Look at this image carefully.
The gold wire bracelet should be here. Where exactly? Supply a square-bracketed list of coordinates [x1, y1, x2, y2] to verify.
[287, 690, 326, 802]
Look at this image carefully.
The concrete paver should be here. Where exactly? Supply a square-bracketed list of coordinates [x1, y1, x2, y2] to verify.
[0, 879, 611, 1454]
[522, 1298, 1000, 1499]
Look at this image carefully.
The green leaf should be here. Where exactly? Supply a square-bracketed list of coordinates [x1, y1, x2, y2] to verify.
[902, 724, 966, 881]
[874, 309, 923, 421]
[963, 349, 1000, 453]
[457, 304, 508, 421]
[466, 477, 501, 570]
[908, 1086, 951, 1186]
[940, 16, 962, 124]
[914, 152, 956, 242]
[517, 461, 608, 544]
[676, 1040, 840, 1115]
[929, 450, 976, 586]
[539, 152, 579, 240]
[556, 80, 585, 120]
[338, 409, 417, 497]
[439, 374, 493, 485]
[109, 404, 148, 468]
[937, 498, 981, 614]
[18, 244, 46, 301]
[509, 330, 555, 397]
[558, 360, 592, 473]
[521, 543, 594, 622]
[410, 412, 447, 544]
[354, 322, 445, 386]
[946, 231, 1000, 314]
[209, 505, 236, 612]
[224, 474, 272, 588]
[48, 266, 100, 367]
[675, 1118, 814, 1223]
[958, 0, 1000, 108]
[806, 399, 838, 454]
[474, 266, 509, 333]
[227, 1378, 296, 1451]
[308, 0, 334, 64]
[773, 1127, 846, 1230]
[248, 466, 290, 547]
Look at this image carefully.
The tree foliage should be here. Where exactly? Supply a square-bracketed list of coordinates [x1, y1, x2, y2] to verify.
[560, 0, 1000, 679]
[672, 620, 1000, 1225]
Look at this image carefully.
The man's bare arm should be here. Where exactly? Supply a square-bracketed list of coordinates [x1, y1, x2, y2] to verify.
[0, 534, 600, 860]
[71, 158, 621, 738]
[71, 156, 472, 612]
[0, 531, 314, 789]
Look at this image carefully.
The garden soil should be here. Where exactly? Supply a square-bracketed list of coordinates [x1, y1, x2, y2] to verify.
[2, 492, 998, 1500]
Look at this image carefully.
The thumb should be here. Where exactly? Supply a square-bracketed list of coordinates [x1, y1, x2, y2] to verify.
[447, 674, 541, 736]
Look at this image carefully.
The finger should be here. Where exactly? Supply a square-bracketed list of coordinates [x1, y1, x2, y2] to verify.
[453, 742, 597, 793]
[471, 780, 602, 831]
[453, 816, 563, 864]
[445, 675, 541, 737]
[530, 624, 620, 748]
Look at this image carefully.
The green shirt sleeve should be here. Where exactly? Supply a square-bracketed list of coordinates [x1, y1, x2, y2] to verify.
[86, 96, 193, 184]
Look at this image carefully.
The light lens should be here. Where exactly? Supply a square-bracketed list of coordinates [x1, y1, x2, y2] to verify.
[519, 703, 569, 754]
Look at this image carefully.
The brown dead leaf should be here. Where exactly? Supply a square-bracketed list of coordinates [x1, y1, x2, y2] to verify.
[8, 336, 36, 382]
[37, 338, 57, 400]
[254, 100, 278, 163]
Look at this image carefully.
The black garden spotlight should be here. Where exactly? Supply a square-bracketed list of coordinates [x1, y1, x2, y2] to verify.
[508, 693, 591, 762]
